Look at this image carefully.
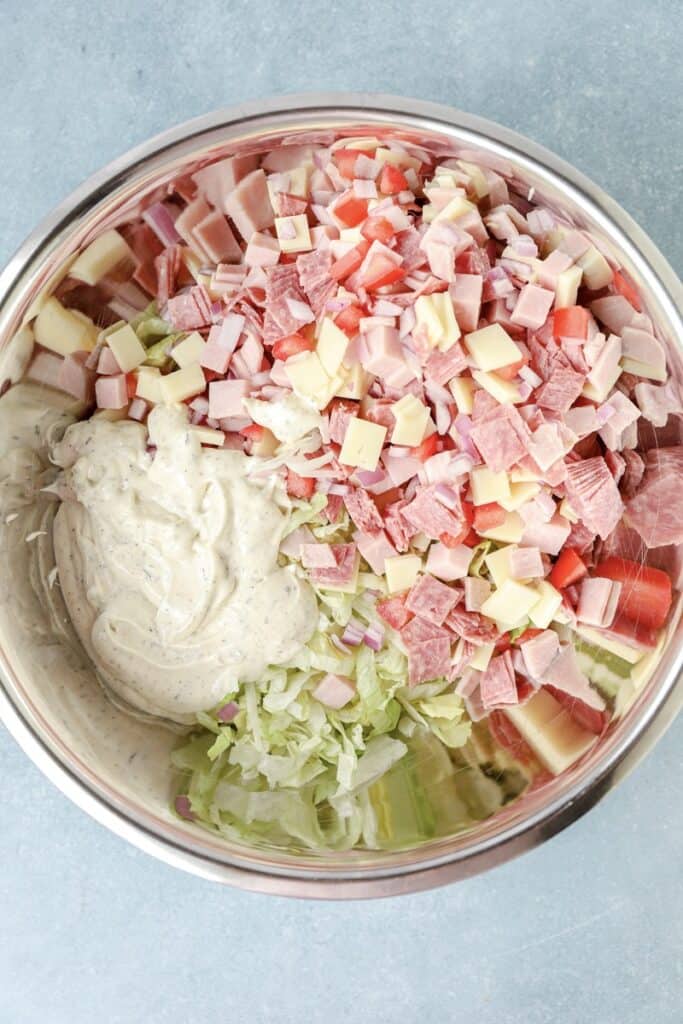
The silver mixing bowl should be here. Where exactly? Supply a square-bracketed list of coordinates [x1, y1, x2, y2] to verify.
[0, 94, 681, 898]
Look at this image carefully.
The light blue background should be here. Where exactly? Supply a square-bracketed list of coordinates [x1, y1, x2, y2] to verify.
[1, 2, 681, 1021]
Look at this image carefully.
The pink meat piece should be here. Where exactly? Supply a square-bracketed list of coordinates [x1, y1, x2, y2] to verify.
[321, 493, 344, 524]
[384, 501, 411, 552]
[208, 379, 250, 419]
[470, 405, 531, 473]
[245, 232, 280, 268]
[590, 295, 635, 335]
[405, 573, 460, 626]
[95, 374, 128, 409]
[637, 414, 683, 451]
[308, 543, 357, 586]
[444, 607, 500, 644]
[401, 616, 450, 647]
[536, 364, 585, 414]
[174, 197, 212, 252]
[534, 249, 573, 289]
[566, 520, 597, 556]
[353, 529, 397, 575]
[634, 379, 683, 428]
[300, 544, 338, 569]
[621, 449, 645, 499]
[577, 577, 621, 628]
[57, 352, 94, 401]
[605, 449, 626, 485]
[26, 350, 63, 389]
[425, 541, 473, 582]
[510, 283, 554, 330]
[480, 651, 518, 709]
[401, 485, 465, 540]
[521, 513, 571, 555]
[383, 453, 422, 488]
[407, 638, 452, 686]
[154, 244, 182, 306]
[598, 391, 640, 451]
[527, 423, 568, 472]
[377, 595, 413, 631]
[166, 288, 211, 331]
[451, 275, 483, 333]
[564, 405, 600, 438]
[224, 168, 274, 241]
[313, 673, 356, 710]
[509, 547, 544, 580]
[236, 333, 264, 376]
[464, 576, 491, 612]
[393, 227, 428, 272]
[262, 265, 307, 344]
[192, 154, 260, 211]
[296, 250, 336, 316]
[344, 488, 383, 534]
[329, 402, 358, 445]
[275, 192, 308, 217]
[192, 211, 242, 264]
[564, 457, 624, 540]
[362, 325, 408, 383]
[520, 630, 560, 680]
[424, 341, 468, 386]
[625, 446, 683, 547]
[542, 644, 606, 711]
[620, 325, 666, 374]
[97, 347, 122, 375]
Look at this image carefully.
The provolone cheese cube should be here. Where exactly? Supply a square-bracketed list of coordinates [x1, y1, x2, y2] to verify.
[275, 215, 312, 253]
[503, 689, 598, 774]
[172, 331, 206, 368]
[391, 394, 430, 446]
[470, 466, 510, 505]
[456, 160, 490, 198]
[190, 426, 225, 447]
[480, 579, 540, 627]
[469, 642, 495, 671]
[435, 194, 476, 223]
[317, 318, 349, 377]
[471, 369, 522, 405]
[336, 363, 373, 400]
[465, 324, 521, 371]
[479, 511, 524, 543]
[620, 357, 666, 382]
[510, 464, 542, 483]
[107, 324, 146, 373]
[339, 417, 387, 470]
[485, 545, 516, 588]
[285, 351, 332, 409]
[449, 376, 474, 414]
[69, 229, 132, 286]
[374, 147, 422, 171]
[576, 246, 613, 290]
[554, 265, 583, 309]
[528, 581, 562, 629]
[418, 293, 460, 351]
[574, 625, 644, 665]
[34, 297, 98, 355]
[339, 227, 364, 244]
[136, 366, 163, 404]
[384, 554, 422, 594]
[499, 481, 541, 512]
[160, 363, 206, 404]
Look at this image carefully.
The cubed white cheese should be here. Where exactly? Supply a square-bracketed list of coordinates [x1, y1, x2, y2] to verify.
[499, 481, 541, 512]
[69, 229, 132, 286]
[107, 324, 147, 373]
[415, 293, 460, 351]
[470, 466, 511, 505]
[449, 376, 474, 414]
[456, 160, 490, 198]
[554, 265, 583, 309]
[504, 690, 598, 774]
[275, 215, 312, 253]
[485, 545, 516, 588]
[317, 318, 349, 377]
[160, 363, 206, 404]
[190, 426, 225, 446]
[464, 324, 521, 371]
[34, 297, 98, 356]
[336, 363, 373, 400]
[576, 245, 613, 290]
[285, 351, 334, 409]
[471, 369, 522, 405]
[374, 147, 422, 171]
[480, 579, 539, 627]
[528, 580, 563, 629]
[434, 194, 476, 223]
[136, 366, 163, 404]
[479, 511, 524, 544]
[384, 554, 422, 594]
[469, 642, 495, 671]
[391, 394, 430, 446]
[172, 331, 206, 368]
[339, 417, 387, 470]
[620, 357, 667, 382]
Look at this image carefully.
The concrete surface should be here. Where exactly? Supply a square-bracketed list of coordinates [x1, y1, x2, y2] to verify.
[0, 2, 681, 1022]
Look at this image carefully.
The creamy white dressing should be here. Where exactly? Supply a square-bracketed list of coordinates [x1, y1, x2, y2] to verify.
[50, 404, 317, 724]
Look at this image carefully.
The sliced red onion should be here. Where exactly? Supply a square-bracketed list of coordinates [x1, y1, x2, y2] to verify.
[353, 178, 378, 199]
[216, 701, 239, 723]
[330, 634, 352, 654]
[424, 380, 452, 405]
[400, 305, 417, 338]
[403, 477, 419, 502]
[454, 413, 473, 438]
[435, 400, 452, 436]
[355, 468, 386, 486]
[519, 364, 543, 389]
[510, 234, 538, 259]
[311, 204, 336, 226]
[354, 154, 380, 180]
[372, 299, 403, 317]
[434, 483, 459, 510]
[363, 621, 385, 651]
[174, 795, 196, 821]
[143, 202, 181, 246]
[342, 618, 365, 646]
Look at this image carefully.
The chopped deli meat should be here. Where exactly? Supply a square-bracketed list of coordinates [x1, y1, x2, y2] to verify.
[26, 130, 683, 817]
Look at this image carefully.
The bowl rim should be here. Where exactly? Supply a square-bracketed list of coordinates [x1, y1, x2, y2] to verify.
[0, 91, 681, 899]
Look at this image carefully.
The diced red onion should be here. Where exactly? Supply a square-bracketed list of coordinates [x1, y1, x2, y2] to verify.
[434, 483, 459, 510]
[143, 202, 181, 246]
[174, 795, 195, 821]
[363, 622, 385, 651]
[286, 297, 315, 323]
[435, 400, 452, 435]
[527, 208, 555, 235]
[355, 468, 386, 486]
[328, 482, 351, 495]
[325, 296, 353, 312]
[353, 178, 378, 199]
[330, 634, 352, 654]
[354, 154, 380, 179]
[128, 398, 149, 422]
[342, 618, 365, 646]
[519, 364, 543, 389]
[189, 395, 210, 415]
[216, 701, 239, 723]
[277, 219, 297, 240]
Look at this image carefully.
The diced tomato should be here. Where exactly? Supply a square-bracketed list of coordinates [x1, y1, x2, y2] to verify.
[513, 627, 543, 646]
[373, 486, 402, 512]
[461, 528, 481, 547]
[202, 368, 222, 383]
[473, 502, 506, 533]
[361, 217, 396, 244]
[552, 305, 590, 341]
[594, 557, 672, 631]
[376, 594, 413, 630]
[125, 373, 138, 399]
[379, 164, 409, 195]
[271, 333, 316, 361]
[550, 548, 588, 590]
[608, 612, 659, 649]
[410, 433, 439, 461]
[515, 677, 535, 701]
[495, 356, 527, 381]
[488, 710, 535, 764]
[439, 528, 469, 548]
[333, 193, 369, 228]
[330, 240, 371, 282]
[361, 253, 406, 291]
[132, 260, 158, 296]
[286, 469, 316, 500]
[239, 424, 264, 440]
[494, 633, 512, 654]
[612, 269, 642, 312]
[334, 304, 365, 336]
[543, 685, 609, 736]
[332, 148, 374, 179]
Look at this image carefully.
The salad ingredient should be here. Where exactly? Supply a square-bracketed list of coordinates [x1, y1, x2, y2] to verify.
[594, 557, 672, 630]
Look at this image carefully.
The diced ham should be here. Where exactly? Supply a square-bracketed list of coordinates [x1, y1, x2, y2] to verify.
[58, 352, 94, 401]
[510, 283, 554, 330]
[564, 457, 624, 539]
[313, 673, 356, 709]
[353, 529, 397, 574]
[174, 197, 212, 252]
[192, 154, 260, 211]
[541, 643, 606, 712]
[344, 488, 383, 533]
[97, 347, 121, 375]
[621, 325, 666, 375]
[509, 547, 544, 580]
[95, 374, 128, 409]
[425, 541, 472, 581]
[401, 485, 464, 540]
[536, 364, 585, 414]
[521, 513, 571, 555]
[598, 391, 640, 451]
[520, 630, 559, 679]
[450, 274, 482, 333]
[300, 544, 337, 569]
[208, 379, 250, 419]
[634, 379, 682, 428]
[564, 405, 600, 438]
[224, 168, 275, 241]
[362, 325, 411, 384]
[308, 543, 357, 587]
[576, 577, 622, 627]
[625, 447, 683, 547]
[405, 573, 460, 625]
[245, 231, 280, 268]
[424, 342, 468, 386]
[590, 295, 635, 335]
[464, 576, 491, 612]
[192, 211, 242, 264]
[480, 651, 518, 709]
[445, 607, 500, 644]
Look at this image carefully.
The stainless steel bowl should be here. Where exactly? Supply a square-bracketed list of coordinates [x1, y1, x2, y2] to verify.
[0, 93, 681, 898]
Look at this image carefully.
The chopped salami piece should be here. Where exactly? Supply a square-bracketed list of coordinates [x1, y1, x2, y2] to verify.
[564, 456, 624, 539]
[328, 400, 358, 445]
[322, 493, 344, 523]
[308, 543, 357, 586]
[300, 544, 337, 569]
[480, 651, 518, 709]
[401, 616, 451, 648]
[445, 608, 501, 644]
[344, 487, 384, 534]
[621, 449, 645, 499]
[407, 638, 452, 686]
[401, 485, 464, 540]
[166, 287, 212, 330]
[262, 265, 308, 344]
[625, 446, 683, 547]
[376, 595, 413, 631]
[405, 573, 460, 625]
[536, 364, 585, 413]
[470, 404, 531, 473]
[296, 250, 336, 316]
[384, 501, 411, 552]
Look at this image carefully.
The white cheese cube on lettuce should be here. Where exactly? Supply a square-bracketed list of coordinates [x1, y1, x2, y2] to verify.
[107, 324, 147, 373]
[384, 554, 422, 594]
